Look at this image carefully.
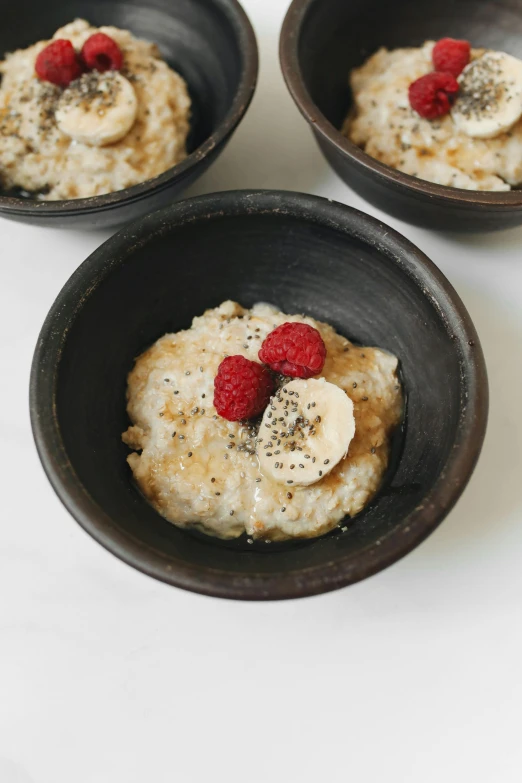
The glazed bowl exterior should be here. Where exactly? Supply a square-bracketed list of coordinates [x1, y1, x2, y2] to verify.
[0, 0, 257, 229]
[30, 190, 488, 599]
[280, 0, 522, 232]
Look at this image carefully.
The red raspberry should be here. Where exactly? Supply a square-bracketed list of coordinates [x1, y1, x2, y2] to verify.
[214, 355, 274, 421]
[258, 322, 326, 379]
[409, 71, 459, 119]
[35, 40, 83, 86]
[432, 38, 471, 77]
[81, 33, 123, 73]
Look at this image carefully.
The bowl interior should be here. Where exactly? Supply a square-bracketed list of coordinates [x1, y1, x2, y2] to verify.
[0, 0, 244, 197]
[35, 194, 481, 597]
[295, 0, 522, 137]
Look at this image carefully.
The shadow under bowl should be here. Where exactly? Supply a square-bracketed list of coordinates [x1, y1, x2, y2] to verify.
[30, 190, 488, 599]
[0, 0, 257, 229]
[280, 0, 522, 232]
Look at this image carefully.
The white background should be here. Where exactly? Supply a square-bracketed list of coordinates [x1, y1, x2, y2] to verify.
[1, 1, 522, 781]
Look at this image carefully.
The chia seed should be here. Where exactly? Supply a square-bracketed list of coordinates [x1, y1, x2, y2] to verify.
[455, 54, 510, 124]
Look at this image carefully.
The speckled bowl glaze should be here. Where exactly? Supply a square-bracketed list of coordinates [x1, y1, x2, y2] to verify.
[280, 0, 522, 231]
[30, 191, 488, 600]
[0, 0, 257, 229]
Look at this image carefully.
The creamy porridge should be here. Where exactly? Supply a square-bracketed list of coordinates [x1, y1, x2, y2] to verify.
[0, 19, 190, 199]
[345, 40, 522, 191]
[122, 301, 403, 542]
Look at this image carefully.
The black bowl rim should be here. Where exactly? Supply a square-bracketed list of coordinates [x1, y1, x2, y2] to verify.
[29, 189, 489, 600]
[0, 0, 258, 218]
[280, 0, 522, 210]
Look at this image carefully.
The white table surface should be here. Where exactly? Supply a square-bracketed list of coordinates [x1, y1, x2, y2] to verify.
[2, 1, 522, 781]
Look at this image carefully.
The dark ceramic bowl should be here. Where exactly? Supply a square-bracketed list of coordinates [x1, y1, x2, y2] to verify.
[30, 191, 488, 600]
[280, 0, 522, 232]
[0, 0, 257, 229]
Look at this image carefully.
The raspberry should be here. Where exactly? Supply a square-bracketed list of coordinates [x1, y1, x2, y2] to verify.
[214, 356, 274, 421]
[409, 71, 459, 119]
[432, 38, 471, 77]
[258, 322, 326, 379]
[81, 33, 123, 73]
[35, 40, 83, 87]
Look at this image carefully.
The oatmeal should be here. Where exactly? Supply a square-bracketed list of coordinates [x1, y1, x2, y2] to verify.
[122, 301, 403, 542]
[344, 41, 522, 191]
[0, 19, 190, 199]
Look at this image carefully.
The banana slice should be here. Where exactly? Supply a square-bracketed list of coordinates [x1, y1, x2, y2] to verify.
[56, 71, 138, 147]
[452, 52, 522, 139]
[257, 378, 355, 487]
